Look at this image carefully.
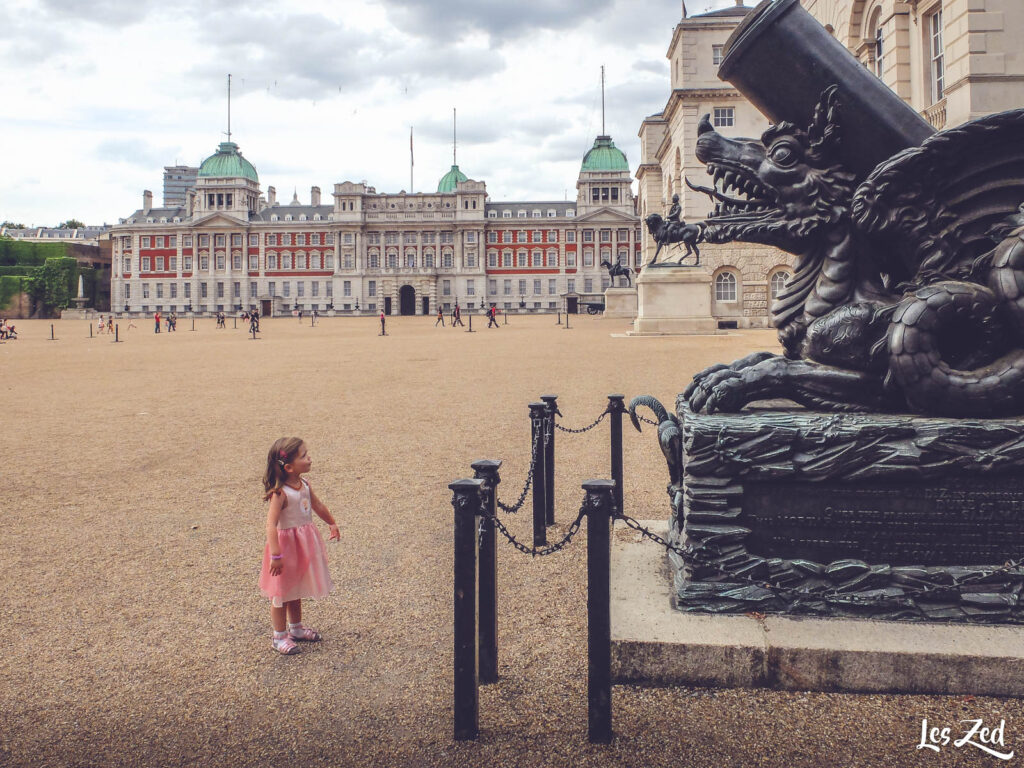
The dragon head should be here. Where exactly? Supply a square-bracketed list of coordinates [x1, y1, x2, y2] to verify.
[688, 86, 857, 253]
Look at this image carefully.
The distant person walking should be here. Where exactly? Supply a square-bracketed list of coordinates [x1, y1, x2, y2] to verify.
[435, 307, 445, 327]
[487, 305, 499, 328]
[312, 309, 318, 326]
[154, 311, 161, 333]
[107, 315, 115, 334]
[453, 304, 464, 327]
[169, 312, 177, 332]
[379, 309, 386, 335]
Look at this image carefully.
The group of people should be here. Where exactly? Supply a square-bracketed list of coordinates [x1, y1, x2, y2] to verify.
[153, 311, 178, 332]
[0, 318, 16, 340]
[95, 315, 116, 334]
[434, 304, 500, 328]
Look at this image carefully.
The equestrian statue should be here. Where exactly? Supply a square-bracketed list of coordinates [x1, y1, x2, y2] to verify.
[600, 259, 633, 288]
[644, 193, 702, 266]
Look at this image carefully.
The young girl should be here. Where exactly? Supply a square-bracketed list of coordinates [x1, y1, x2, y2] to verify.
[259, 437, 339, 654]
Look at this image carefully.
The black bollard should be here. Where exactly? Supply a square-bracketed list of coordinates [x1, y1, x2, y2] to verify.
[583, 478, 615, 744]
[541, 394, 558, 526]
[466, 314, 474, 333]
[49, 324, 56, 341]
[114, 324, 120, 343]
[191, 317, 196, 332]
[503, 310, 507, 325]
[472, 459, 502, 685]
[565, 312, 571, 330]
[529, 402, 548, 547]
[607, 395, 625, 516]
[89, 324, 93, 338]
[557, 311, 562, 325]
[450, 477, 484, 741]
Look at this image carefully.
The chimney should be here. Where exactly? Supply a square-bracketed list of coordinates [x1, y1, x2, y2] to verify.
[268, 186, 277, 206]
[735, 0, 743, 5]
[311, 186, 321, 206]
[143, 190, 153, 213]
[186, 189, 196, 217]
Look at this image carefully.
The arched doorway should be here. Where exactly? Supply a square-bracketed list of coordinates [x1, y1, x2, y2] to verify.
[399, 284, 416, 315]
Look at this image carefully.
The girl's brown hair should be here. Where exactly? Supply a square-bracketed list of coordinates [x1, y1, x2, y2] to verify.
[263, 437, 305, 500]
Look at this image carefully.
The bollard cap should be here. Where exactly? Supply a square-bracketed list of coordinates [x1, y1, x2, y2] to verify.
[448, 478, 485, 492]
[528, 402, 546, 414]
[540, 394, 559, 402]
[581, 478, 616, 491]
[470, 459, 503, 473]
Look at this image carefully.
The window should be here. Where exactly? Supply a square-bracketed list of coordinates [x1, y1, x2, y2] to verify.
[600, 230, 611, 243]
[584, 278, 593, 293]
[297, 282, 304, 298]
[268, 234, 277, 246]
[142, 283, 150, 298]
[873, 12, 884, 78]
[312, 281, 319, 297]
[296, 234, 305, 246]
[715, 272, 738, 301]
[369, 253, 380, 269]
[533, 279, 541, 295]
[567, 278, 575, 293]
[517, 210, 527, 218]
[216, 252, 225, 270]
[443, 280, 451, 296]
[567, 231, 576, 244]
[125, 284, 131, 299]
[583, 230, 593, 243]
[268, 281, 275, 296]
[250, 282, 257, 297]
[547, 251, 557, 267]
[583, 250, 594, 267]
[183, 236, 192, 247]
[387, 253, 397, 268]
[232, 253, 242, 270]
[548, 279, 556, 295]
[601, 277, 610, 290]
[249, 255, 258, 270]
[503, 279, 512, 296]
[184, 284, 190, 298]
[249, 234, 259, 246]
[929, 9, 944, 102]
[712, 44, 724, 66]
[713, 107, 735, 127]
[184, 256, 192, 271]
[442, 252, 453, 268]
[142, 236, 151, 248]
[517, 251, 527, 267]
[169, 257, 176, 271]
[467, 280, 475, 296]
[156, 257, 164, 271]
[156, 283, 163, 299]
[518, 279, 526, 295]
[567, 252, 576, 267]
[343, 280, 351, 297]
[502, 210, 512, 218]
[488, 279, 497, 295]
[216, 282, 224, 298]
[142, 257, 151, 271]
[199, 235, 210, 247]
[770, 271, 790, 300]
[200, 254, 209, 270]
[201, 283, 207, 298]
[466, 253, 476, 268]
[488, 251, 498, 267]
[233, 281, 240, 298]
[123, 257, 131, 273]
[488, 232, 497, 244]
[231, 234, 242, 246]
[424, 253, 433, 268]
[342, 233, 351, 244]
[155, 236, 164, 248]
[548, 230, 557, 242]
[405, 253, 416, 268]
[547, 210, 556, 218]
[283, 282, 291, 297]
[532, 251, 542, 267]
[466, 232, 476, 243]
[282, 234, 292, 246]
[215, 235, 225, 247]
[488, 210, 497, 218]
[326, 282, 333, 297]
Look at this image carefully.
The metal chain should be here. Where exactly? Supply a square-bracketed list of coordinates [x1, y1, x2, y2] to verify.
[616, 512, 1024, 605]
[635, 414, 659, 426]
[496, 427, 540, 514]
[487, 498, 588, 557]
[554, 408, 608, 434]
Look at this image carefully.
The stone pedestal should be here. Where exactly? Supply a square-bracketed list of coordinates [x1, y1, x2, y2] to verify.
[629, 265, 719, 335]
[603, 286, 637, 319]
[671, 403, 1024, 623]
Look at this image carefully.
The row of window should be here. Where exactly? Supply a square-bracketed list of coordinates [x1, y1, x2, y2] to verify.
[133, 233, 340, 249]
[366, 232, 457, 245]
[713, 271, 790, 302]
[128, 252, 337, 273]
[484, 250, 637, 268]
[127, 280, 339, 300]
[487, 209, 575, 219]
[485, 228, 637, 245]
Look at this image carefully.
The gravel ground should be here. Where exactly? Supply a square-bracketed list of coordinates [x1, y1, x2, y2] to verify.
[1, 314, 1020, 767]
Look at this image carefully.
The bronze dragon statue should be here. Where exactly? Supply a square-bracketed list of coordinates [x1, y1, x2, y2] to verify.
[683, 85, 1024, 417]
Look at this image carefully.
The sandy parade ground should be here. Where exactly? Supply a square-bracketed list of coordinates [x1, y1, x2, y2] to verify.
[1, 312, 1020, 767]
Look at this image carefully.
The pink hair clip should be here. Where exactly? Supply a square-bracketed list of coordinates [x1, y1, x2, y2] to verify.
[278, 449, 288, 458]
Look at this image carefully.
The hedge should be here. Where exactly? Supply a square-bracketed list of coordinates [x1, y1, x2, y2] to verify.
[0, 240, 68, 266]
[0, 275, 24, 310]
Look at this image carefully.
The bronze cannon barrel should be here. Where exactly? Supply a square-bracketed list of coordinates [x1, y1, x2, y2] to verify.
[719, 0, 934, 179]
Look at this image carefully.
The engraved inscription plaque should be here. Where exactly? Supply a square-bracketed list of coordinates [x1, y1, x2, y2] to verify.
[743, 477, 1024, 566]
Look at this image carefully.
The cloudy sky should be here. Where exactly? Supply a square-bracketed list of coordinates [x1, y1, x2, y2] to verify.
[1, 0, 740, 227]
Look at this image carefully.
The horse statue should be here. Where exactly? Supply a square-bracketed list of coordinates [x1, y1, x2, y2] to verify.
[600, 259, 633, 288]
[644, 213, 702, 265]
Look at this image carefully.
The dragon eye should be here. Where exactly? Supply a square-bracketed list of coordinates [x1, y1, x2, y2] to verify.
[769, 144, 798, 167]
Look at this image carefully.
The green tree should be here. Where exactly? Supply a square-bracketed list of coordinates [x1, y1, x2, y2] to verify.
[58, 219, 85, 229]
[24, 257, 77, 314]
[1, 221, 26, 229]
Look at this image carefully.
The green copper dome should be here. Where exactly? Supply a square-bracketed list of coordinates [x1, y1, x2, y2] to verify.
[198, 141, 258, 182]
[581, 135, 628, 172]
[437, 164, 468, 192]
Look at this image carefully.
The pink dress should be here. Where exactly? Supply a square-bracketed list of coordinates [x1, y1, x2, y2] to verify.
[259, 479, 333, 607]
